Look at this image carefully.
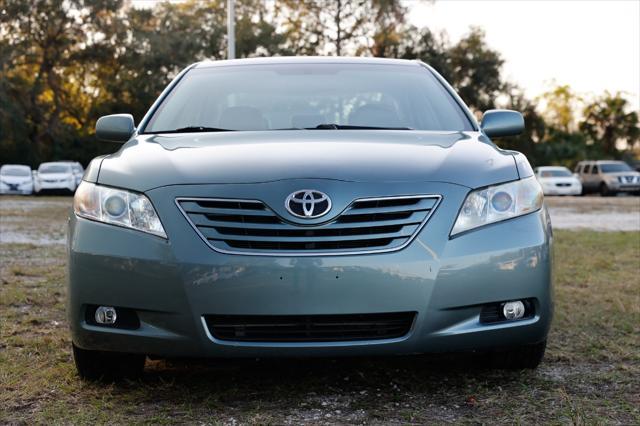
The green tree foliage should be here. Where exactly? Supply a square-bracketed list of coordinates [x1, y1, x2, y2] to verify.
[0, 0, 638, 167]
[401, 27, 504, 112]
[0, 0, 284, 166]
[580, 92, 640, 154]
[367, 0, 410, 58]
[275, 0, 369, 56]
[538, 84, 581, 133]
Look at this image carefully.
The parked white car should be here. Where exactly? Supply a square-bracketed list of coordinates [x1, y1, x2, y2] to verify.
[60, 161, 85, 186]
[34, 162, 78, 193]
[0, 164, 34, 195]
[534, 166, 582, 196]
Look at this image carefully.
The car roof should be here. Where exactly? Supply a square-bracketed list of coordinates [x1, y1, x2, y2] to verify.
[537, 166, 569, 170]
[39, 162, 72, 167]
[578, 160, 625, 164]
[194, 56, 421, 69]
[0, 164, 30, 169]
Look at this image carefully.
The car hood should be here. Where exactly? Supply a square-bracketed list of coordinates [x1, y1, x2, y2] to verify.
[97, 130, 521, 192]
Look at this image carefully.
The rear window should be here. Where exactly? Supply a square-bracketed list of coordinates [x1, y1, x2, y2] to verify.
[144, 63, 473, 133]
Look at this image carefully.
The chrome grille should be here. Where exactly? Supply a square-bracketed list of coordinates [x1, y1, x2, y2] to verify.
[176, 195, 440, 256]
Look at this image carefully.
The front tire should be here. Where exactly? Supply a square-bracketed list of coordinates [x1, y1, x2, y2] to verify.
[486, 340, 546, 369]
[72, 343, 145, 381]
[599, 182, 613, 197]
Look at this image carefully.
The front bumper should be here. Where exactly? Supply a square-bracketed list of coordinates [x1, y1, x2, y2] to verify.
[0, 183, 33, 194]
[36, 180, 74, 192]
[68, 181, 553, 358]
[610, 183, 640, 192]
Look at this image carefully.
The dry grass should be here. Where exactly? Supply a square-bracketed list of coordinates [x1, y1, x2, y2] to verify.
[0, 196, 639, 424]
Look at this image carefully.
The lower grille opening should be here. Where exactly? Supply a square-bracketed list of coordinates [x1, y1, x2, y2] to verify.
[204, 312, 417, 342]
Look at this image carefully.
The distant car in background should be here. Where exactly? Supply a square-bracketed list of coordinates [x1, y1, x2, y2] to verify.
[60, 161, 85, 186]
[0, 164, 34, 195]
[34, 162, 78, 194]
[574, 160, 640, 196]
[534, 166, 582, 196]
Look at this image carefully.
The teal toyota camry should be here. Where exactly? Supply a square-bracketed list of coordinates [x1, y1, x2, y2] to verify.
[68, 57, 552, 380]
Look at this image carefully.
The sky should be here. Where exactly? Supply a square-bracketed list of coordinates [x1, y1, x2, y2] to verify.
[132, 0, 640, 111]
[409, 0, 640, 110]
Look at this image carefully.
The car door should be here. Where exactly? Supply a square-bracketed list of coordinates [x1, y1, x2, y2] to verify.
[579, 164, 590, 190]
[591, 164, 601, 190]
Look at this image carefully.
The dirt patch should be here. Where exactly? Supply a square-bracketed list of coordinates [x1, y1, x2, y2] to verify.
[546, 195, 640, 231]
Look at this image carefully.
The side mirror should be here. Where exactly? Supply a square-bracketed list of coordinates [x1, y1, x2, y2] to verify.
[480, 109, 524, 138]
[96, 114, 135, 143]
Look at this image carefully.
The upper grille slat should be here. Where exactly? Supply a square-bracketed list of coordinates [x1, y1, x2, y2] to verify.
[202, 228, 417, 243]
[180, 203, 272, 217]
[176, 195, 440, 256]
[346, 198, 437, 215]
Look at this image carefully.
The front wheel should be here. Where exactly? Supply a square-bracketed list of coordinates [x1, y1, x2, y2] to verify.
[599, 183, 613, 197]
[486, 340, 547, 369]
[72, 343, 145, 381]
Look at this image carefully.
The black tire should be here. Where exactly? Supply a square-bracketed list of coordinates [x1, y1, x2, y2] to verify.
[72, 343, 145, 381]
[599, 182, 612, 197]
[486, 340, 546, 369]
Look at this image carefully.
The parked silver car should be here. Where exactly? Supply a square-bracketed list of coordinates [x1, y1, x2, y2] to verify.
[534, 166, 582, 196]
[0, 164, 34, 195]
[60, 161, 85, 187]
[34, 162, 78, 194]
[574, 160, 640, 196]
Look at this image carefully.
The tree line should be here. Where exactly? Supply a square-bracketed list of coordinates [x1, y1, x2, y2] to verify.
[1, 0, 638, 167]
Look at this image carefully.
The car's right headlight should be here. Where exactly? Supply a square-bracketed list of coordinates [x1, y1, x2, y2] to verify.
[451, 177, 543, 236]
[73, 181, 167, 238]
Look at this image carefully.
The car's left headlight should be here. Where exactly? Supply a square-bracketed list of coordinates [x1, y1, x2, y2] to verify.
[73, 181, 167, 238]
[451, 176, 543, 236]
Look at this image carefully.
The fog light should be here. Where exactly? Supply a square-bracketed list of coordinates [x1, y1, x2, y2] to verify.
[503, 301, 525, 320]
[95, 306, 117, 324]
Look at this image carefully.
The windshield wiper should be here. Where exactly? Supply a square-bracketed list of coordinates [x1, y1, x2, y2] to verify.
[308, 124, 413, 130]
[146, 126, 234, 134]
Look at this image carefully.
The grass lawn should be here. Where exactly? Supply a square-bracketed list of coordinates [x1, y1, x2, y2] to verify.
[0, 197, 638, 424]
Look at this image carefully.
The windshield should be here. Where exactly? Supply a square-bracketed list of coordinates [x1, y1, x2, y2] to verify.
[39, 164, 71, 174]
[143, 63, 473, 133]
[600, 163, 633, 173]
[539, 169, 572, 177]
[1, 166, 30, 176]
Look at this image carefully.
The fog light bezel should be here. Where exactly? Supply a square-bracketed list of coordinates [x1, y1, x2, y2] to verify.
[479, 298, 535, 324]
[85, 305, 141, 329]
